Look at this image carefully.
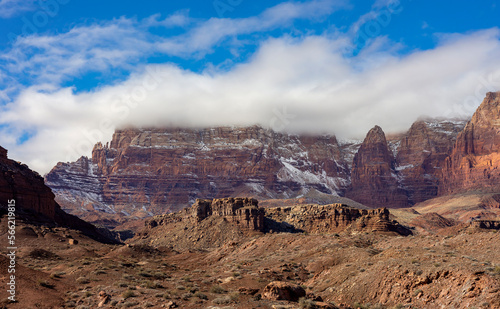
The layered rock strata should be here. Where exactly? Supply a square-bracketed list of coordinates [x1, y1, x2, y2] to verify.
[346, 126, 409, 208]
[0, 146, 117, 243]
[266, 203, 411, 235]
[146, 197, 265, 232]
[441, 92, 500, 194]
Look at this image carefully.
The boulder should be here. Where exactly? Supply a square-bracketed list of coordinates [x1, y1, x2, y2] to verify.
[261, 281, 306, 302]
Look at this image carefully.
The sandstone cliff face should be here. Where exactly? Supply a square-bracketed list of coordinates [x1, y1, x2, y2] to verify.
[46, 126, 349, 221]
[146, 197, 264, 232]
[396, 119, 466, 204]
[0, 146, 117, 243]
[345, 126, 409, 208]
[0, 146, 58, 218]
[441, 92, 500, 194]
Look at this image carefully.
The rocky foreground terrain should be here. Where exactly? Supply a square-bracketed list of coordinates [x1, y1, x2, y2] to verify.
[2, 93, 500, 308]
[1, 195, 499, 309]
[1, 151, 499, 308]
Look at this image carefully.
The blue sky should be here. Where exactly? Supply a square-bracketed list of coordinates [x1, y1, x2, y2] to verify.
[0, 0, 499, 173]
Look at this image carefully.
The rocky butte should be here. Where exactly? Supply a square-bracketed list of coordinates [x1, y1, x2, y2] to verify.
[345, 125, 409, 208]
[137, 197, 411, 250]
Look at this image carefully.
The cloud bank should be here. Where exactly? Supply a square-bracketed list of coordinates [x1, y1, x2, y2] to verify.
[0, 1, 500, 174]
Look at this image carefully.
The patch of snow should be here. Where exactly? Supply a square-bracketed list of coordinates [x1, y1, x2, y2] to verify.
[395, 164, 414, 171]
[246, 182, 265, 193]
[277, 161, 344, 195]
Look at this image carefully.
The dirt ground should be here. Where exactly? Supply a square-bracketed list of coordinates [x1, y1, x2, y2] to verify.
[0, 214, 499, 309]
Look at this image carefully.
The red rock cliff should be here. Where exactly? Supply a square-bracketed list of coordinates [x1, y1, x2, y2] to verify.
[46, 126, 349, 222]
[0, 146, 57, 218]
[441, 92, 500, 194]
[346, 126, 409, 208]
[396, 119, 465, 203]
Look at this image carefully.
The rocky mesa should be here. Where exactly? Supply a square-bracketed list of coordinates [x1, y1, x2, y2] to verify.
[136, 197, 410, 250]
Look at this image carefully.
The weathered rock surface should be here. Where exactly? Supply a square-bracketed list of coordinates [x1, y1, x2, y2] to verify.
[142, 198, 411, 245]
[261, 281, 306, 302]
[441, 92, 500, 194]
[146, 197, 264, 232]
[396, 119, 466, 204]
[45, 93, 500, 224]
[265, 203, 411, 235]
[0, 146, 117, 244]
[346, 126, 409, 208]
[470, 220, 500, 230]
[46, 126, 349, 224]
[0, 146, 58, 219]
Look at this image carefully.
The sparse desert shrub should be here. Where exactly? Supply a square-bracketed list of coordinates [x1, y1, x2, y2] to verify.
[117, 281, 128, 288]
[210, 285, 227, 294]
[76, 277, 90, 284]
[50, 271, 65, 279]
[28, 249, 59, 260]
[176, 285, 186, 290]
[494, 266, 500, 275]
[213, 295, 232, 305]
[122, 290, 136, 299]
[93, 270, 106, 275]
[182, 292, 193, 300]
[229, 292, 239, 301]
[153, 271, 168, 279]
[138, 271, 152, 278]
[142, 280, 163, 289]
[413, 288, 423, 296]
[299, 297, 316, 309]
[38, 280, 55, 289]
[194, 292, 208, 300]
[123, 300, 139, 307]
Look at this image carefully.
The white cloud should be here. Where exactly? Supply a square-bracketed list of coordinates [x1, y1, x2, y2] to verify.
[1, 28, 500, 175]
[0, 0, 347, 88]
[0, 0, 36, 18]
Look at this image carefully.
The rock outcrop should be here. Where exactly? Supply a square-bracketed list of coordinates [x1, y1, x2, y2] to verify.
[441, 92, 500, 194]
[0, 146, 58, 219]
[470, 220, 500, 230]
[147, 197, 264, 232]
[0, 146, 117, 244]
[261, 281, 306, 302]
[144, 198, 411, 238]
[346, 126, 409, 208]
[265, 203, 411, 235]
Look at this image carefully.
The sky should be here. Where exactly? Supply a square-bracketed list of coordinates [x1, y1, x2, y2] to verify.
[0, 0, 499, 174]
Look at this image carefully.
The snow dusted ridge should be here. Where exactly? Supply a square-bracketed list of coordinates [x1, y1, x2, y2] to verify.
[45, 120, 467, 223]
[46, 126, 353, 222]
